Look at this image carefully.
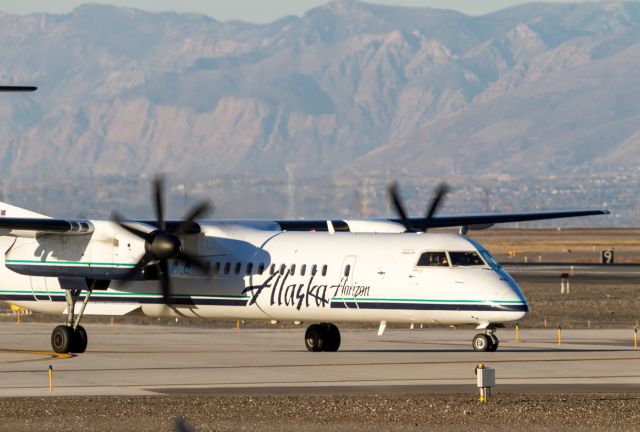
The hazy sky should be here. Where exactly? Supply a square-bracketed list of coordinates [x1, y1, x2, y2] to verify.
[0, 0, 599, 22]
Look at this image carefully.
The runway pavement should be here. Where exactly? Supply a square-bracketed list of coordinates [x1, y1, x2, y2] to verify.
[1, 322, 639, 397]
[504, 263, 640, 283]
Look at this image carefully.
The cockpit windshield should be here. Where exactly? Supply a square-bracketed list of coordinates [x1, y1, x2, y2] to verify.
[448, 251, 485, 267]
[463, 237, 502, 270]
[478, 249, 501, 270]
[417, 252, 449, 267]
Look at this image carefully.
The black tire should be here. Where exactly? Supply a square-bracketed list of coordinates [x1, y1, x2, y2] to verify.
[72, 325, 88, 353]
[51, 325, 74, 353]
[472, 334, 491, 352]
[305, 324, 324, 352]
[323, 323, 341, 352]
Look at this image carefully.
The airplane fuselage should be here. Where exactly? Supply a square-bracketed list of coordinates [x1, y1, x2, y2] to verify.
[0, 226, 527, 328]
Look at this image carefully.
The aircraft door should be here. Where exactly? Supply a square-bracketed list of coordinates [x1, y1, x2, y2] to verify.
[340, 255, 357, 309]
[31, 277, 50, 301]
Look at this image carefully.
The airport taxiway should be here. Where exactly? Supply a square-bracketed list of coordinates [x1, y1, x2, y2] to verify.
[1, 322, 639, 397]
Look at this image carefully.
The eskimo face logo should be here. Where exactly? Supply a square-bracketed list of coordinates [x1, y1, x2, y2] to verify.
[242, 268, 371, 310]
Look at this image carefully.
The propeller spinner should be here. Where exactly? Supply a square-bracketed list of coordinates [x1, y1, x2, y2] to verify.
[112, 176, 213, 303]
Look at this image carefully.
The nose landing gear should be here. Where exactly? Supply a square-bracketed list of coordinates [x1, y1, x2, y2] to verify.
[472, 328, 499, 352]
[305, 323, 341, 352]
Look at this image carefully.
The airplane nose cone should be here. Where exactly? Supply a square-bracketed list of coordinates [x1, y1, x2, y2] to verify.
[497, 270, 528, 321]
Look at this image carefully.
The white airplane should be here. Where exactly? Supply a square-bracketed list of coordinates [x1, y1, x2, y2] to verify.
[0, 175, 608, 354]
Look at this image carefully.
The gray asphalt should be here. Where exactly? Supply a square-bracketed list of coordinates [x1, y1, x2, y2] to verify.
[504, 263, 640, 283]
[1, 323, 639, 397]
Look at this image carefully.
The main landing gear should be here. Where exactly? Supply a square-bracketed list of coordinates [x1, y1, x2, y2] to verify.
[51, 288, 93, 354]
[472, 328, 499, 352]
[305, 323, 341, 352]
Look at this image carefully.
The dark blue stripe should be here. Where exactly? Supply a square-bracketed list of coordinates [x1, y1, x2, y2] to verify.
[332, 301, 528, 312]
[0, 294, 248, 307]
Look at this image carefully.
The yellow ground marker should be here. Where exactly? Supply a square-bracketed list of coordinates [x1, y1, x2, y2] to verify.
[557, 325, 562, 346]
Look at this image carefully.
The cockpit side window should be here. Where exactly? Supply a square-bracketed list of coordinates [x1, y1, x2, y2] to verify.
[417, 252, 449, 267]
[449, 251, 485, 266]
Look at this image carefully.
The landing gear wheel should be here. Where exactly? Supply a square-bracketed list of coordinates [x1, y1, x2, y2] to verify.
[305, 323, 341, 352]
[305, 324, 324, 352]
[323, 323, 341, 352]
[51, 325, 74, 353]
[487, 334, 499, 352]
[472, 334, 491, 352]
[71, 325, 88, 353]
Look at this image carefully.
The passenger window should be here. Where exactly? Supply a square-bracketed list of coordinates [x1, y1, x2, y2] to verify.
[417, 252, 449, 267]
[258, 263, 265, 275]
[213, 262, 220, 275]
[322, 265, 327, 276]
[224, 262, 231, 275]
[344, 264, 351, 277]
[311, 264, 317, 276]
[246, 263, 253, 275]
[449, 251, 485, 266]
[290, 264, 296, 276]
[234, 262, 241, 275]
[301, 264, 306, 276]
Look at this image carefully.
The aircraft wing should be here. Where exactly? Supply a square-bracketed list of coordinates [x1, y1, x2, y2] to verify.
[0, 209, 608, 236]
[274, 208, 609, 232]
[0, 217, 94, 235]
[403, 209, 610, 230]
[0, 86, 37, 92]
[0, 218, 204, 236]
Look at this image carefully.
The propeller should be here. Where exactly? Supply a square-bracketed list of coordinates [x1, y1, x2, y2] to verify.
[112, 175, 213, 303]
[388, 181, 449, 232]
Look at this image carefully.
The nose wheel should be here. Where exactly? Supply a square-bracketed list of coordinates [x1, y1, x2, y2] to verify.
[472, 330, 499, 352]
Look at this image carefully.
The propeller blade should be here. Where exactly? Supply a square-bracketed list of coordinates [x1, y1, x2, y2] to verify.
[117, 252, 154, 287]
[183, 200, 213, 224]
[388, 181, 414, 232]
[179, 252, 210, 275]
[177, 200, 213, 234]
[158, 260, 172, 303]
[426, 183, 450, 219]
[111, 211, 151, 241]
[153, 175, 166, 231]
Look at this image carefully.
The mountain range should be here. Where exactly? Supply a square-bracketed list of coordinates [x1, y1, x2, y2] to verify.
[1, 1, 640, 185]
